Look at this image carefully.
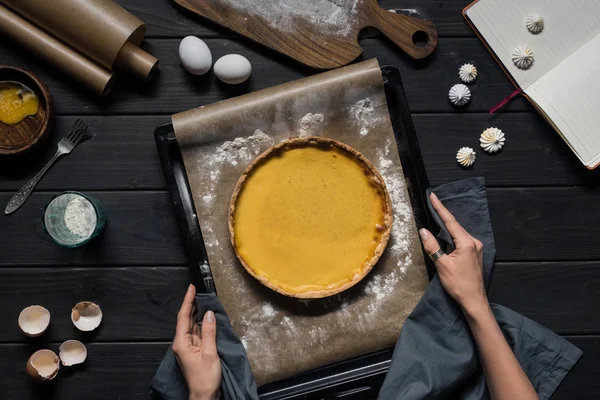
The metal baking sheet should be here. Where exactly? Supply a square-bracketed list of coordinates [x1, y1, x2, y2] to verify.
[154, 65, 434, 399]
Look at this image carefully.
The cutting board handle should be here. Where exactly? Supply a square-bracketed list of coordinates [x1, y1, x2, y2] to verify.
[365, 3, 438, 60]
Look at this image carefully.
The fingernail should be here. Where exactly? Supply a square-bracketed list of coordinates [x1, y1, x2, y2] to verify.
[430, 192, 438, 201]
[205, 310, 215, 323]
[419, 228, 429, 240]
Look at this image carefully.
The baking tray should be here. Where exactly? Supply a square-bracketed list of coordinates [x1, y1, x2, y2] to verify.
[155, 65, 434, 399]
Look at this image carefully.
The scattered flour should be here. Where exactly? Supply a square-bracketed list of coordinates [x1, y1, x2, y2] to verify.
[262, 303, 275, 317]
[364, 274, 395, 302]
[298, 112, 324, 137]
[238, 301, 298, 375]
[202, 129, 273, 209]
[212, 129, 272, 167]
[359, 145, 416, 314]
[350, 98, 374, 122]
[199, 130, 273, 249]
[217, 0, 360, 37]
[349, 97, 380, 136]
[202, 193, 215, 205]
[63, 197, 97, 238]
[399, 8, 422, 17]
[377, 144, 414, 273]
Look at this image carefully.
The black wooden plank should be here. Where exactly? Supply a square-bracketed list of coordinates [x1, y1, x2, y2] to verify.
[0, 263, 598, 344]
[0, 267, 189, 343]
[118, 0, 475, 39]
[2, 188, 600, 265]
[0, 116, 168, 192]
[0, 112, 593, 193]
[0, 38, 529, 115]
[0, 343, 169, 400]
[0, 337, 597, 399]
[0, 113, 594, 192]
[550, 336, 600, 400]
[0, 192, 186, 266]
[488, 262, 600, 335]
[487, 188, 600, 262]
[413, 113, 600, 187]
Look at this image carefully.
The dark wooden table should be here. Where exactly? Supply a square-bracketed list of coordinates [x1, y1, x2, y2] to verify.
[1, 1, 598, 398]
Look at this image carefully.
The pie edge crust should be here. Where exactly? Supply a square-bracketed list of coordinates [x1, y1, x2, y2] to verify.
[228, 137, 394, 299]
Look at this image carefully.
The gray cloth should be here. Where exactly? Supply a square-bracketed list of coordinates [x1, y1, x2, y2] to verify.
[378, 177, 583, 400]
[150, 293, 259, 400]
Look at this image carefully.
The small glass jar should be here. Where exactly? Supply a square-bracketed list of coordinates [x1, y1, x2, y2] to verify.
[42, 191, 107, 248]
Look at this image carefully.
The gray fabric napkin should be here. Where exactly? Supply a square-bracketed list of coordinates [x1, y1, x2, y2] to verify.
[150, 293, 259, 400]
[378, 177, 582, 400]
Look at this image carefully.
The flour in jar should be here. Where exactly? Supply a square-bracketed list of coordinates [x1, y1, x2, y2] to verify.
[63, 197, 97, 238]
[217, 0, 360, 37]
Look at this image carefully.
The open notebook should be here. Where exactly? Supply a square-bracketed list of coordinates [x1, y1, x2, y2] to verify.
[464, 0, 600, 169]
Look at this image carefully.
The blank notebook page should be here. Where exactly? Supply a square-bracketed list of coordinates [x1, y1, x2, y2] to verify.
[526, 36, 600, 167]
[466, 0, 600, 90]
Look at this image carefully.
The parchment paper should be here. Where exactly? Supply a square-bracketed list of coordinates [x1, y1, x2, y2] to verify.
[173, 59, 428, 386]
[0, 0, 158, 82]
[0, 4, 115, 96]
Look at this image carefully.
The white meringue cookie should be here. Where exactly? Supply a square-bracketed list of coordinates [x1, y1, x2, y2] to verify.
[459, 63, 478, 83]
[449, 84, 471, 106]
[456, 147, 476, 167]
[480, 127, 505, 153]
[512, 45, 534, 69]
[526, 14, 544, 34]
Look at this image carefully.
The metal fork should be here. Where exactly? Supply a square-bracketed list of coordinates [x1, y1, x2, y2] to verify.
[5, 119, 91, 215]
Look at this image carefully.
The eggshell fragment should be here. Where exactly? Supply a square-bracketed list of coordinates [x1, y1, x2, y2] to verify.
[214, 54, 252, 84]
[18, 305, 50, 337]
[59, 340, 87, 366]
[26, 349, 60, 383]
[71, 301, 102, 332]
[179, 36, 212, 76]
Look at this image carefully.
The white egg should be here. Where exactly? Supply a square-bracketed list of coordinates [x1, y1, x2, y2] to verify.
[214, 54, 252, 84]
[179, 36, 212, 76]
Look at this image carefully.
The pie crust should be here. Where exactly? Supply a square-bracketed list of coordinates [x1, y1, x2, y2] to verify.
[228, 137, 393, 298]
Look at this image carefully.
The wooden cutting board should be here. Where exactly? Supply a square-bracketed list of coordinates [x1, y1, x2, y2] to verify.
[173, 0, 438, 69]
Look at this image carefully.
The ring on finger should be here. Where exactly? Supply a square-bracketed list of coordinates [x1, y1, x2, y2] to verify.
[429, 248, 445, 262]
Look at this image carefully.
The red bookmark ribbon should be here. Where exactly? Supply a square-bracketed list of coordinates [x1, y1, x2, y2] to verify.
[489, 88, 522, 114]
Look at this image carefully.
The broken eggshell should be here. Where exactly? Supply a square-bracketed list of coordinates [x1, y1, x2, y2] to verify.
[59, 340, 87, 366]
[18, 305, 50, 337]
[71, 301, 102, 332]
[26, 349, 60, 383]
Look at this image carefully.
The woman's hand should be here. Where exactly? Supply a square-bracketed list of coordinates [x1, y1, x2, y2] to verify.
[172, 284, 222, 400]
[419, 192, 487, 315]
[420, 193, 538, 399]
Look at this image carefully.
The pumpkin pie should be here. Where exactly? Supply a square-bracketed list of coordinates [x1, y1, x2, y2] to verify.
[228, 137, 392, 298]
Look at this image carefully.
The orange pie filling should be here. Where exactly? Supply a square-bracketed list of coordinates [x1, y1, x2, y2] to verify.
[230, 138, 391, 298]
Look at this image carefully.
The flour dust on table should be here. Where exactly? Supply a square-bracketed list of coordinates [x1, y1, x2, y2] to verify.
[216, 0, 360, 37]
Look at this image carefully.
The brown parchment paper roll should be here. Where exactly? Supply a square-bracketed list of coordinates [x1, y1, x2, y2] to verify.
[0, 0, 157, 80]
[173, 59, 429, 386]
[0, 4, 115, 97]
